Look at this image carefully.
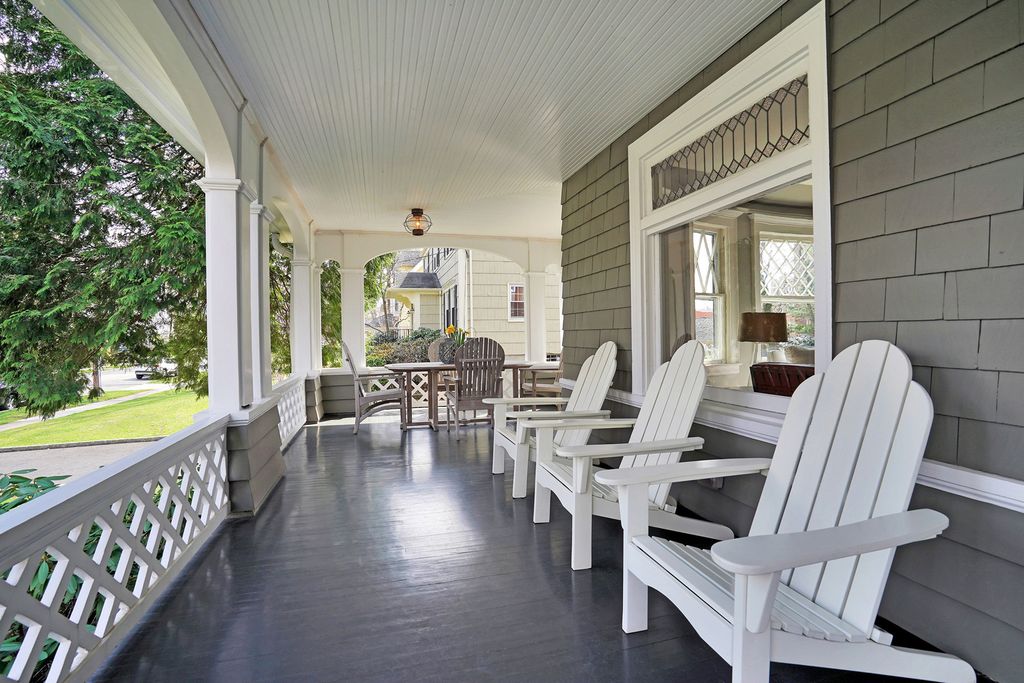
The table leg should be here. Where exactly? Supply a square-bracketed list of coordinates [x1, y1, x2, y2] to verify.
[429, 370, 438, 431]
[404, 371, 413, 430]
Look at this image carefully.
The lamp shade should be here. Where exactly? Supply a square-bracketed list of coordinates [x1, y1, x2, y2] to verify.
[738, 312, 788, 343]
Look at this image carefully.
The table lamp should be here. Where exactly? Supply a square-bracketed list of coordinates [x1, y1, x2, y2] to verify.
[738, 311, 788, 364]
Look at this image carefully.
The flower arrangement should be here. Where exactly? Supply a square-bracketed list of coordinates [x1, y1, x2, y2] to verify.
[445, 325, 469, 347]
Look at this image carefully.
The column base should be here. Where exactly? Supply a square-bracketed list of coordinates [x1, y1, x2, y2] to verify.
[305, 375, 324, 423]
[226, 405, 284, 515]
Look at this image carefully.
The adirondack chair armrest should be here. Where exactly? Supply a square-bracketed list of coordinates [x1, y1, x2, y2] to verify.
[556, 437, 705, 459]
[509, 409, 610, 421]
[482, 397, 568, 406]
[518, 417, 636, 430]
[594, 457, 770, 486]
[710, 508, 949, 576]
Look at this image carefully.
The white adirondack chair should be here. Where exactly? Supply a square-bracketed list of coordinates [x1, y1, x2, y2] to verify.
[595, 340, 974, 683]
[525, 340, 734, 571]
[484, 341, 617, 499]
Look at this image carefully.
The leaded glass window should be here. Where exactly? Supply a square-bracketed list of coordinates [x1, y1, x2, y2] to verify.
[651, 75, 810, 210]
[759, 237, 814, 298]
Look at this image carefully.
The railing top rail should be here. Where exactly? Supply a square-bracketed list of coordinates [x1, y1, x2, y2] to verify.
[270, 372, 305, 395]
[0, 413, 230, 560]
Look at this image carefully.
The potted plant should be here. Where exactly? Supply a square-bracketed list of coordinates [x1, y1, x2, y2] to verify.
[440, 325, 469, 363]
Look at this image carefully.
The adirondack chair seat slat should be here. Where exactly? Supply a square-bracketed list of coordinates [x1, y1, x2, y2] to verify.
[636, 538, 869, 643]
[542, 458, 619, 503]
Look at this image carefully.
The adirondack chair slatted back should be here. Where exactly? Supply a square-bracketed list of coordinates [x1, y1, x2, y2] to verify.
[553, 341, 618, 449]
[749, 340, 933, 635]
[454, 337, 505, 401]
[342, 341, 366, 398]
[621, 340, 706, 507]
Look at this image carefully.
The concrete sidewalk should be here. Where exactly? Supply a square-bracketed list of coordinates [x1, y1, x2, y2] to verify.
[0, 441, 152, 482]
[0, 383, 171, 433]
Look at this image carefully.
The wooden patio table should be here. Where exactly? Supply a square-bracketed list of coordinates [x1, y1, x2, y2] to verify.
[386, 360, 536, 430]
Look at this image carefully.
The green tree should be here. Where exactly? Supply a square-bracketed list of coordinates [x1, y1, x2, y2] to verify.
[0, 0, 206, 415]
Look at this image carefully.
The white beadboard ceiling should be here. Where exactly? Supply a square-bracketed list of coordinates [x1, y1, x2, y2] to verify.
[190, 0, 785, 237]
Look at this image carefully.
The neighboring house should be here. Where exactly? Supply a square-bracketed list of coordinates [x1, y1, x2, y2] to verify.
[387, 248, 562, 360]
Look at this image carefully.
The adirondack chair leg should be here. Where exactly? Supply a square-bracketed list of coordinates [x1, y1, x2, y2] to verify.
[491, 440, 506, 475]
[533, 479, 551, 523]
[570, 493, 592, 570]
[511, 443, 529, 499]
[731, 576, 771, 683]
[622, 567, 649, 633]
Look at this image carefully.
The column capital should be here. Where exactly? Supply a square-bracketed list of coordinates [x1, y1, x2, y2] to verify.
[340, 267, 365, 275]
[249, 202, 275, 223]
[197, 177, 257, 201]
[524, 270, 548, 278]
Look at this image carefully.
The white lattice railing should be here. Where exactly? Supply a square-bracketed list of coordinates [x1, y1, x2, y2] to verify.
[367, 369, 516, 406]
[272, 374, 306, 446]
[0, 416, 230, 683]
[367, 371, 432, 406]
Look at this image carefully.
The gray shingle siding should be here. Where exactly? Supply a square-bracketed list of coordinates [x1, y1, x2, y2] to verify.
[559, 0, 1024, 678]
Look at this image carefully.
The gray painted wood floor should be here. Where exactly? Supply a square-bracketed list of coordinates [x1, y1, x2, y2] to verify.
[94, 422, 910, 682]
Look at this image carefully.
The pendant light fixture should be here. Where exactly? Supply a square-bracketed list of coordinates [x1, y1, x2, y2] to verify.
[403, 208, 432, 236]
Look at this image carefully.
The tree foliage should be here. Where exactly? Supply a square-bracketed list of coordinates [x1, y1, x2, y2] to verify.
[0, 0, 205, 415]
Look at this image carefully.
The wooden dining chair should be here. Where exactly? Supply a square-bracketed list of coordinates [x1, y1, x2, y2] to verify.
[343, 341, 407, 434]
[445, 337, 505, 440]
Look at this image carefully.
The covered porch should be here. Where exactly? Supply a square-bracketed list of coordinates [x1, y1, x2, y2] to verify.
[3, 0, 1022, 680]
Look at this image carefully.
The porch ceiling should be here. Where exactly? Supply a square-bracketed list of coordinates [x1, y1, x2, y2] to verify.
[189, 0, 785, 237]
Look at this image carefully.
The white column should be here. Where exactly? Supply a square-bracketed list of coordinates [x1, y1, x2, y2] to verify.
[525, 270, 548, 362]
[341, 267, 366, 369]
[199, 177, 255, 413]
[291, 258, 319, 375]
[249, 204, 272, 397]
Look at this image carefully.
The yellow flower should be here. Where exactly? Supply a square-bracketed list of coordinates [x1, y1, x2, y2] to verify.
[445, 324, 455, 335]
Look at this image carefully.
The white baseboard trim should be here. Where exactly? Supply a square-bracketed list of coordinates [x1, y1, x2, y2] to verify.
[560, 377, 1024, 514]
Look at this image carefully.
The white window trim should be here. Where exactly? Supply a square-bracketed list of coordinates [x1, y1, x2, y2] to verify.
[627, 3, 832, 421]
[508, 283, 526, 322]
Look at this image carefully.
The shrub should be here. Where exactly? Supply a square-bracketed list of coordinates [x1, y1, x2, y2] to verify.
[365, 328, 441, 366]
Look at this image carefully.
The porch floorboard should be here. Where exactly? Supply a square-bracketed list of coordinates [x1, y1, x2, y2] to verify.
[95, 421, 898, 682]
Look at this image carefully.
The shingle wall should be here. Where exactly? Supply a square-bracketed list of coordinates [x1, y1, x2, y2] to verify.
[830, 2, 1024, 676]
[559, 0, 1024, 678]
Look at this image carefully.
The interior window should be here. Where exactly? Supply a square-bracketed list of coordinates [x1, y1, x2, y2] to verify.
[659, 179, 815, 389]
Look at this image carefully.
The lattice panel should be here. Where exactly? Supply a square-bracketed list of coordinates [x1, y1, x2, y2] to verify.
[0, 428, 228, 682]
[367, 372, 431, 407]
[760, 238, 815, 298]
[276, 379, 306, 445]
[652, 75, 810, 209]
[693, 230, 720, 295]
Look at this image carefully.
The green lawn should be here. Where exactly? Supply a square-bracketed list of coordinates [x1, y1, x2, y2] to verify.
[0, 390, 208, 447]
[0, 389, 145, 427]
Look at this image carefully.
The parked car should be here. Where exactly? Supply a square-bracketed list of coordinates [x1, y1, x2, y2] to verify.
[0, 383, 19, 410]
[134, 361, 178, 380]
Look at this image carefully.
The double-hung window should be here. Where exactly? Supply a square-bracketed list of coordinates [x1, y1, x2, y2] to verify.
[692, 228, 725, 362]
[508, 284, 525, 321]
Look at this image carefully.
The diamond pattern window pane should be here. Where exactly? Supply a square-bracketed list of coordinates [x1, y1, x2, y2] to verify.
[652, 75, 810, 210]
[693, 229, 719, 295]
[760, 238, 814, 298]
